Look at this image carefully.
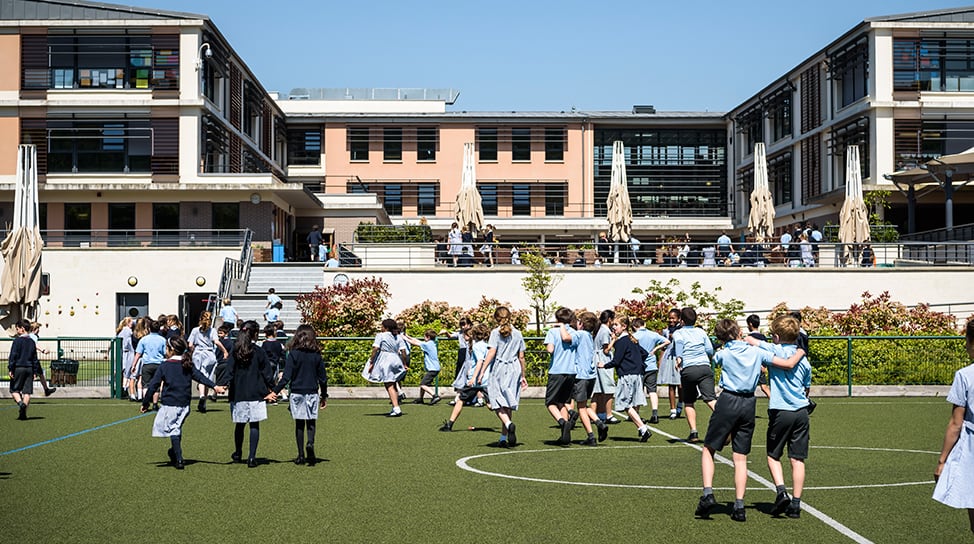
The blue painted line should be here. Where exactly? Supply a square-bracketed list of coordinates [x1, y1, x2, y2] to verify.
[1, 412, 151, 456]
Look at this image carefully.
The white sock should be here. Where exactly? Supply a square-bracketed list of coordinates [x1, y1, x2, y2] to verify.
[638, 425, 648, 433]
[392, 407, 401, 414]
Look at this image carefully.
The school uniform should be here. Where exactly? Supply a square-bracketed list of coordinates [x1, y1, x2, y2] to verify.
[544, 325, 577, 406]
[569, 329, 597, 403]
[144, 358, 217, 437]
[136, 332, 167, 388]
[632, 327, 666, 394]
[118, 328, 135, 381]
[755, 341, 812, 461]
[274, 349, 328, 420]
[261, 338, 285, 376]
[218, 345, 275, 423]
[658, 325, 682, 386]
[933, 363, 974, 509]
[673, 326, 715, 404]
[418, 340, 440, 387]
[363, 331, 406, 384]
[486, 327, 526, 410]
[703, 340, 773, 454]
[188, 326, 220, 381]
[592, 324, 616, 395]
[603, 334, 648, 411]
[8, 334, 40, 394]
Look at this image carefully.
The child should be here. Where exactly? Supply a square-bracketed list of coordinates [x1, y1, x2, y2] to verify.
[404, 330, 442, 405]
[364, 319, 408, 417]
[261, 324, 286, 402]
[599, 316, 652, 442]
[217, 320, 277, 468]
[443, 318, 473, 405]
[697, 319, 805, 522]
[265, 288, 282, 310]
[659, 308, 683, 420]
[28, 322, 56, 396]
[632, 317, 669, 424]
[131, 318, 167, 410]
[188, 311, 228, 413]
[561, 312, 606, 445]
[264, 301, 283, 323]
[117, 318, 134, 399]
[745, 316, 812, 519]
[141, 337, 225, 469]
[219, 298, 238, 327]
[544, 307, 579, 445]
[746, 314, 772, 398]
[8, 320, 41, 420]
[271, 324, 328, 466]
[465, 307, 527, 447]
[673, 307, 715, 443]
[932, 318, 974, 535]
[214, 323, 234, 392]
[439, 324, 491, 431]
[592, 310, 618, 425]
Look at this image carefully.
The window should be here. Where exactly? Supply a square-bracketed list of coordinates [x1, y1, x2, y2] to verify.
[417, 127, 437, 161]
[768, 90, 792, 142]
[153, 203, 179, 230]
[828, 116, 870, 189]
[512, 184, 531, 216]
[895, 37, 974, 92]
[384, 128, 402, 161]
[417, 183, 438, 216]
[383, 184, 402, 215]
[512, 128, 531, 161]
[287, 128, 322, 166]
[831, 37, 869, 109]
[479, 184, 498, 215]
[545, 127, 565, 161]
[736, 107, 763, 151]
[478, 128, 498, 161]
[768, 152, 793, 205]
[108, 203, 135, 245]
[349, 127, 369, 161]
[48, 119, 151, 173]
[47, 35, 170, 90]
[64, 203, 91, 247]
[211, 203, 239, 230]
[544, 184, 565, 216]
[242, 82, 262, 143]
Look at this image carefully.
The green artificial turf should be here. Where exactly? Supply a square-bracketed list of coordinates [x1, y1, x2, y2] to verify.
[0, 397, 966, 543]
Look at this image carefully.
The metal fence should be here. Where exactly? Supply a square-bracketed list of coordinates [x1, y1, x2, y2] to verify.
[1, 334, 966, 398]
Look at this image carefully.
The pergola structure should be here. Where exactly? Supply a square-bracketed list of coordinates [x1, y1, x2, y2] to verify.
[884, 147, 974, 235]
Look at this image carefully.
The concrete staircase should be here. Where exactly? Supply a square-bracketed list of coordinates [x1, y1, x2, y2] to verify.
[227, 263, 328, 331]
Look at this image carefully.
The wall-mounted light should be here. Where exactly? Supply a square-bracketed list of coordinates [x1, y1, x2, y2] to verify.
[195, 276, 206, 287]
[195, 42, 212, 72]
[127, 276, 138, 287]
[250, 193, 262, 205]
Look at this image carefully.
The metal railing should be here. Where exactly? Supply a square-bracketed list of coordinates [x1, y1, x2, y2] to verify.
[0, 337, 119, 393]
[900, 222, 974, 242]
[35, 229, 250, 248]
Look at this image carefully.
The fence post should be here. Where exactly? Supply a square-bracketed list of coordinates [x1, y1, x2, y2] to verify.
[846, 336, 853, 397]
[111, 338, 122, 399]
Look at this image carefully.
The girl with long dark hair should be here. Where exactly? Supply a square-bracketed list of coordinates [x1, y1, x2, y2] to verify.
[272, 324, 328, 465]
[218, 320, 276, 467]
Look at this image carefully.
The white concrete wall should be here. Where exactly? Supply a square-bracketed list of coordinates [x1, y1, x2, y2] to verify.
[329, 267, 974, 322]
[2, 248, 235, 337]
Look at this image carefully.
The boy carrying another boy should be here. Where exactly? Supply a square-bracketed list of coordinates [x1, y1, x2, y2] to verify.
[696, 319, 804, 522]
[744, 315, 813, 519]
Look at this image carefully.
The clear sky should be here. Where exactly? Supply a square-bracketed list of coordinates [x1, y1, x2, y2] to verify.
[139, 0, 974, 112]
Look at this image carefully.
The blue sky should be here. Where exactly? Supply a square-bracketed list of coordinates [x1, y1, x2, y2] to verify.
[140, 0, 974, 112]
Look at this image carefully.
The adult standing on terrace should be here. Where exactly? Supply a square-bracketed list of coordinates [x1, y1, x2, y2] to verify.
[307, 225, 323, 262]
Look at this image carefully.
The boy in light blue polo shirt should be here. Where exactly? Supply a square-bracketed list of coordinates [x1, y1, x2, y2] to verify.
[632, 318, 669, 424]
[745, 315, 812, 519]
[404, 330, 442, 405]
[544, 307, 578, 445]
[131, 318, 167, 408]
[560, 312, 606, 445]
[696, 318, 804, 523]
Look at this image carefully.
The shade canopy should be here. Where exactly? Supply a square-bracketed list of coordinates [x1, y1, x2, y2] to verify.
[454, 142, 484, 232]
[746, 142, 775, 242]
[1, 145, 44, 319]
[838, 145, 870, 245]
[606, 140, 632, 242]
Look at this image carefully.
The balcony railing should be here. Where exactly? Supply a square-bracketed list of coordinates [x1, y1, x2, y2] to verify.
[12, 229, 251, 249]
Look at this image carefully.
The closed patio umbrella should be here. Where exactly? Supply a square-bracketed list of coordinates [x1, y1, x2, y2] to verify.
[746, 143, 775, 242]
[454, 142, 484, 232]
[1, 145, 43, 323]
[838, 145, 870, 266]
[606, 140, 632, 243]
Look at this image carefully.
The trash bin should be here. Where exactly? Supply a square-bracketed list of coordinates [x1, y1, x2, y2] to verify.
[272, 242, 284, 263]
[50, 358, 79, 385]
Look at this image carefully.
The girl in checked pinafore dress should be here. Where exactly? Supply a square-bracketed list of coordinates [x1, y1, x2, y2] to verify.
[477, 307, 526, 447]
[218, 320, 276, 468]
[188, 311, 228, 413]
[933, 319, 974, 534]
[364, 319, 408, 417]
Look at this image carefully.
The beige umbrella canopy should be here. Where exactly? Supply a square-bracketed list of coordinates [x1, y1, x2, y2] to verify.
[454, 142, 484, 232]
[746, 143, 775, 242]
[838, 144, 871, 245]
[606, 140, 632, 242]
[1, 145, 43, 322]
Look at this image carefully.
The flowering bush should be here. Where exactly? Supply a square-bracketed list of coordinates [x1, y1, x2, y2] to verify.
[394, 300, 465, 337]
[295, 277, 390, 337]
[768, 292, 958, 336]
[463, 296, 531, 331]
[616, 278, 745, 332]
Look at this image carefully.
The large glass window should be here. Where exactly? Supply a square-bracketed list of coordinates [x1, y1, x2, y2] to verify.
[478, 128, 498, 161]
[479, 184, 498, 215]
[64, 203, 91, 246]
[768, 91, 792, 142]
[108, 203, 135, 245]
[545, 184, 565, 216]
[287, 128, 322, 166]
[545, 127, 565, 161]
[768, 152, 793, 205]
[831, 37, 869, 109]
[47, 35, 175, 90]
[512, 184, 531, 216]
[512, 128, 531, 161]
[417, 183, 438, 216]
[349, 127, 369, 161]
[895, 37, 974, 92]
[384, 128, 402, 161]
[153, 203, 179, 230]
[383, 184, 402, 215]
[48, 119, 151, 173]
[417, 128, 437, 161]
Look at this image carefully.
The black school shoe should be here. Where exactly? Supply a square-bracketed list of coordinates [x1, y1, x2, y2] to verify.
[786, 505, 801, 519]
[596, 420, 608, 442]
[580, 436, 597, 446]
[695, 494, 717, 517]
[306, 446, 316, 466]
[731, 507, 746, 522]
[772, 491, 791, 516]
[507, 422, 517, 446]
[639, 428, 652, 442]
[558, 420, 572, 445]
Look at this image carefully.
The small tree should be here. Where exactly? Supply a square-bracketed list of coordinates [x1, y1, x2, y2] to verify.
[520, 251, 562, 333]
[616, 278, 744, 332]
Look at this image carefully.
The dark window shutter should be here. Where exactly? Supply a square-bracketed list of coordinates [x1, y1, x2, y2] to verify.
[20, 118, 47, 178]
[21, 34, 49, 90]
[229, 64, 242, 130]
[151, 118, 179, 179]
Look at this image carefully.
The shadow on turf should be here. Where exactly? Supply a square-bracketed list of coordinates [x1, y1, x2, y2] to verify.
[696, 502, 736, 520]
[0, 471, 11, 479]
